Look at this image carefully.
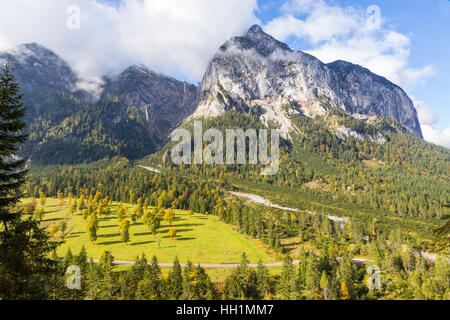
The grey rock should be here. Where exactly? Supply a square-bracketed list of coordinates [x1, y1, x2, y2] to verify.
[196, 25, 423, 138]
[0, 43, 76, 92]
[101, 65, 198, 147]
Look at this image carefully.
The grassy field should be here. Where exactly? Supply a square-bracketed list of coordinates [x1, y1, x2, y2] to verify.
[26, 198, 272, 265]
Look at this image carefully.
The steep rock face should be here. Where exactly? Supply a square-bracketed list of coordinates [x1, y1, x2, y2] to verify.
[0, 43, 90, 124]
[328, 60, 422, 138]
[101, 65, 198, 147]
[195, 25, 423, 138]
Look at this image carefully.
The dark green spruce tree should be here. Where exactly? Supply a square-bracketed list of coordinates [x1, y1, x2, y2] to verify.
[164, 256, 183, 299]
[0, 64, 58, 299]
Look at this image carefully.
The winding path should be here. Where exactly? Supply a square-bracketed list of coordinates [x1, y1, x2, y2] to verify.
[137, 165, 161, 174]
[229, 191, 349, 224]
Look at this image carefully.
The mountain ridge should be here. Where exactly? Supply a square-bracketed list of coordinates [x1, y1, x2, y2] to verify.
[195, 24, 423, 139]
[0, 25, 429, 165]
[0, 44, 198, 163]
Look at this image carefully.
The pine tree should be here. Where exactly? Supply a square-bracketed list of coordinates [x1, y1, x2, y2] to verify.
[0, 65, 58, 299]
[278, 255, 297, 300]
[141, 256, 162, 300]
[98, 251, 117, 300]
[0, 64, 27, 228]
[76, 245, 88, 272]
[63, 248, 74, 269]
[182, 260, 194, 300]
[87, 213, 98, 244]
[256, 259, 271, 299]
[165, 256, 183, 299]
[319, 271, 330, 300]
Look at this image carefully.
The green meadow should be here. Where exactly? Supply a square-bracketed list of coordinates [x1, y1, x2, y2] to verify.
[26, 198, 272, 265]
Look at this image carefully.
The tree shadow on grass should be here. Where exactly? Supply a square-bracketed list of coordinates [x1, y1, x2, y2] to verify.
[65, 232, 83, 239]
[99, 217, 113, 222]
[174, 223, 203, 228]
[130, 241, 153, 246]
[100, 224, 119, 229]
[98, 233, 120, 238]
[44, 217, 65, 223]
[43, 209, 61, 214]
[170, 228, 193, 233]
[133, 232, 152, 237]
[175, 237, 196, 241]
[99, 240, 123, 245]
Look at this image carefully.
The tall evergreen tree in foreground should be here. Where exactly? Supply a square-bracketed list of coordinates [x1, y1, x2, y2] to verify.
[0, 65, 27, 227]
[0, 64, 57, 299]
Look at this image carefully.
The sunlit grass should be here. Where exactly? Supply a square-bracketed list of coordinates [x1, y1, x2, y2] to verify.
[24, 198, 272, 265]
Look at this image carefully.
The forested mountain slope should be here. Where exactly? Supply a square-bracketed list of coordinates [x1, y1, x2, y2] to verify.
[0, 44, 198, 164]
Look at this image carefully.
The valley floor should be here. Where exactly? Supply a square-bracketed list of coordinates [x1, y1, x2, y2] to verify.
[27, 198, 272, 265]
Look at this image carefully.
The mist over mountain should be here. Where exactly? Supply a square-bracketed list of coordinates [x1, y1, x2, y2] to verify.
[0, 44, 198, 163]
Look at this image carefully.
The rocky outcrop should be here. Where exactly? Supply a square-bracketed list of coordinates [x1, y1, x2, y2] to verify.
[195, 25, 423, 138]
[327, 60, 422, 138]
[101, 65, 198, 147]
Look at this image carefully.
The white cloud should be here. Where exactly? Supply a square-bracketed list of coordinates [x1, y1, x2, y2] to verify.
[272, 0, 362, 44]
[0, 0, 259, 82]
[414, 99, 450, 149]
[0, 34, 13, 51]
[265, 0, 435, 91]
[414, 99, 439, 126]
[421, 125, 450, 149]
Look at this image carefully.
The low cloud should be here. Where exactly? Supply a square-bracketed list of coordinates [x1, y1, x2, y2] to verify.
[421, 125, 450, 149]
[414, 99, 450, 149]
[414, 99, 439, 126]
[0, 0, 259, 82]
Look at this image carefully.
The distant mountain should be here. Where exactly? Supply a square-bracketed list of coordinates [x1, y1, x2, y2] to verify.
[0, 43, 76, 92]
[0, 44, 198, 164]
[194, 25, 423, 138]
[0, 26, 427, 165]
[101, 65, 197, 149]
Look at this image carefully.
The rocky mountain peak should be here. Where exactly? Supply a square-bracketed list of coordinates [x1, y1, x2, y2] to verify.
[0, 42, 77, 93]
[195, 26, 423, 139]
[220, 24, 291, 56]
[101, 64, 198, 148]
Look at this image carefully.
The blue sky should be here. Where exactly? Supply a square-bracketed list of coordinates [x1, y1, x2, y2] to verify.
[1, 0, 449, 146]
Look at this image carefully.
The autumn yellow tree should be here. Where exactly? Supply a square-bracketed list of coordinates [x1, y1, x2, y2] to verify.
[340, 282, 350, 300]
[164, 209, 175, 226]
[168, 227, 177, 240]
